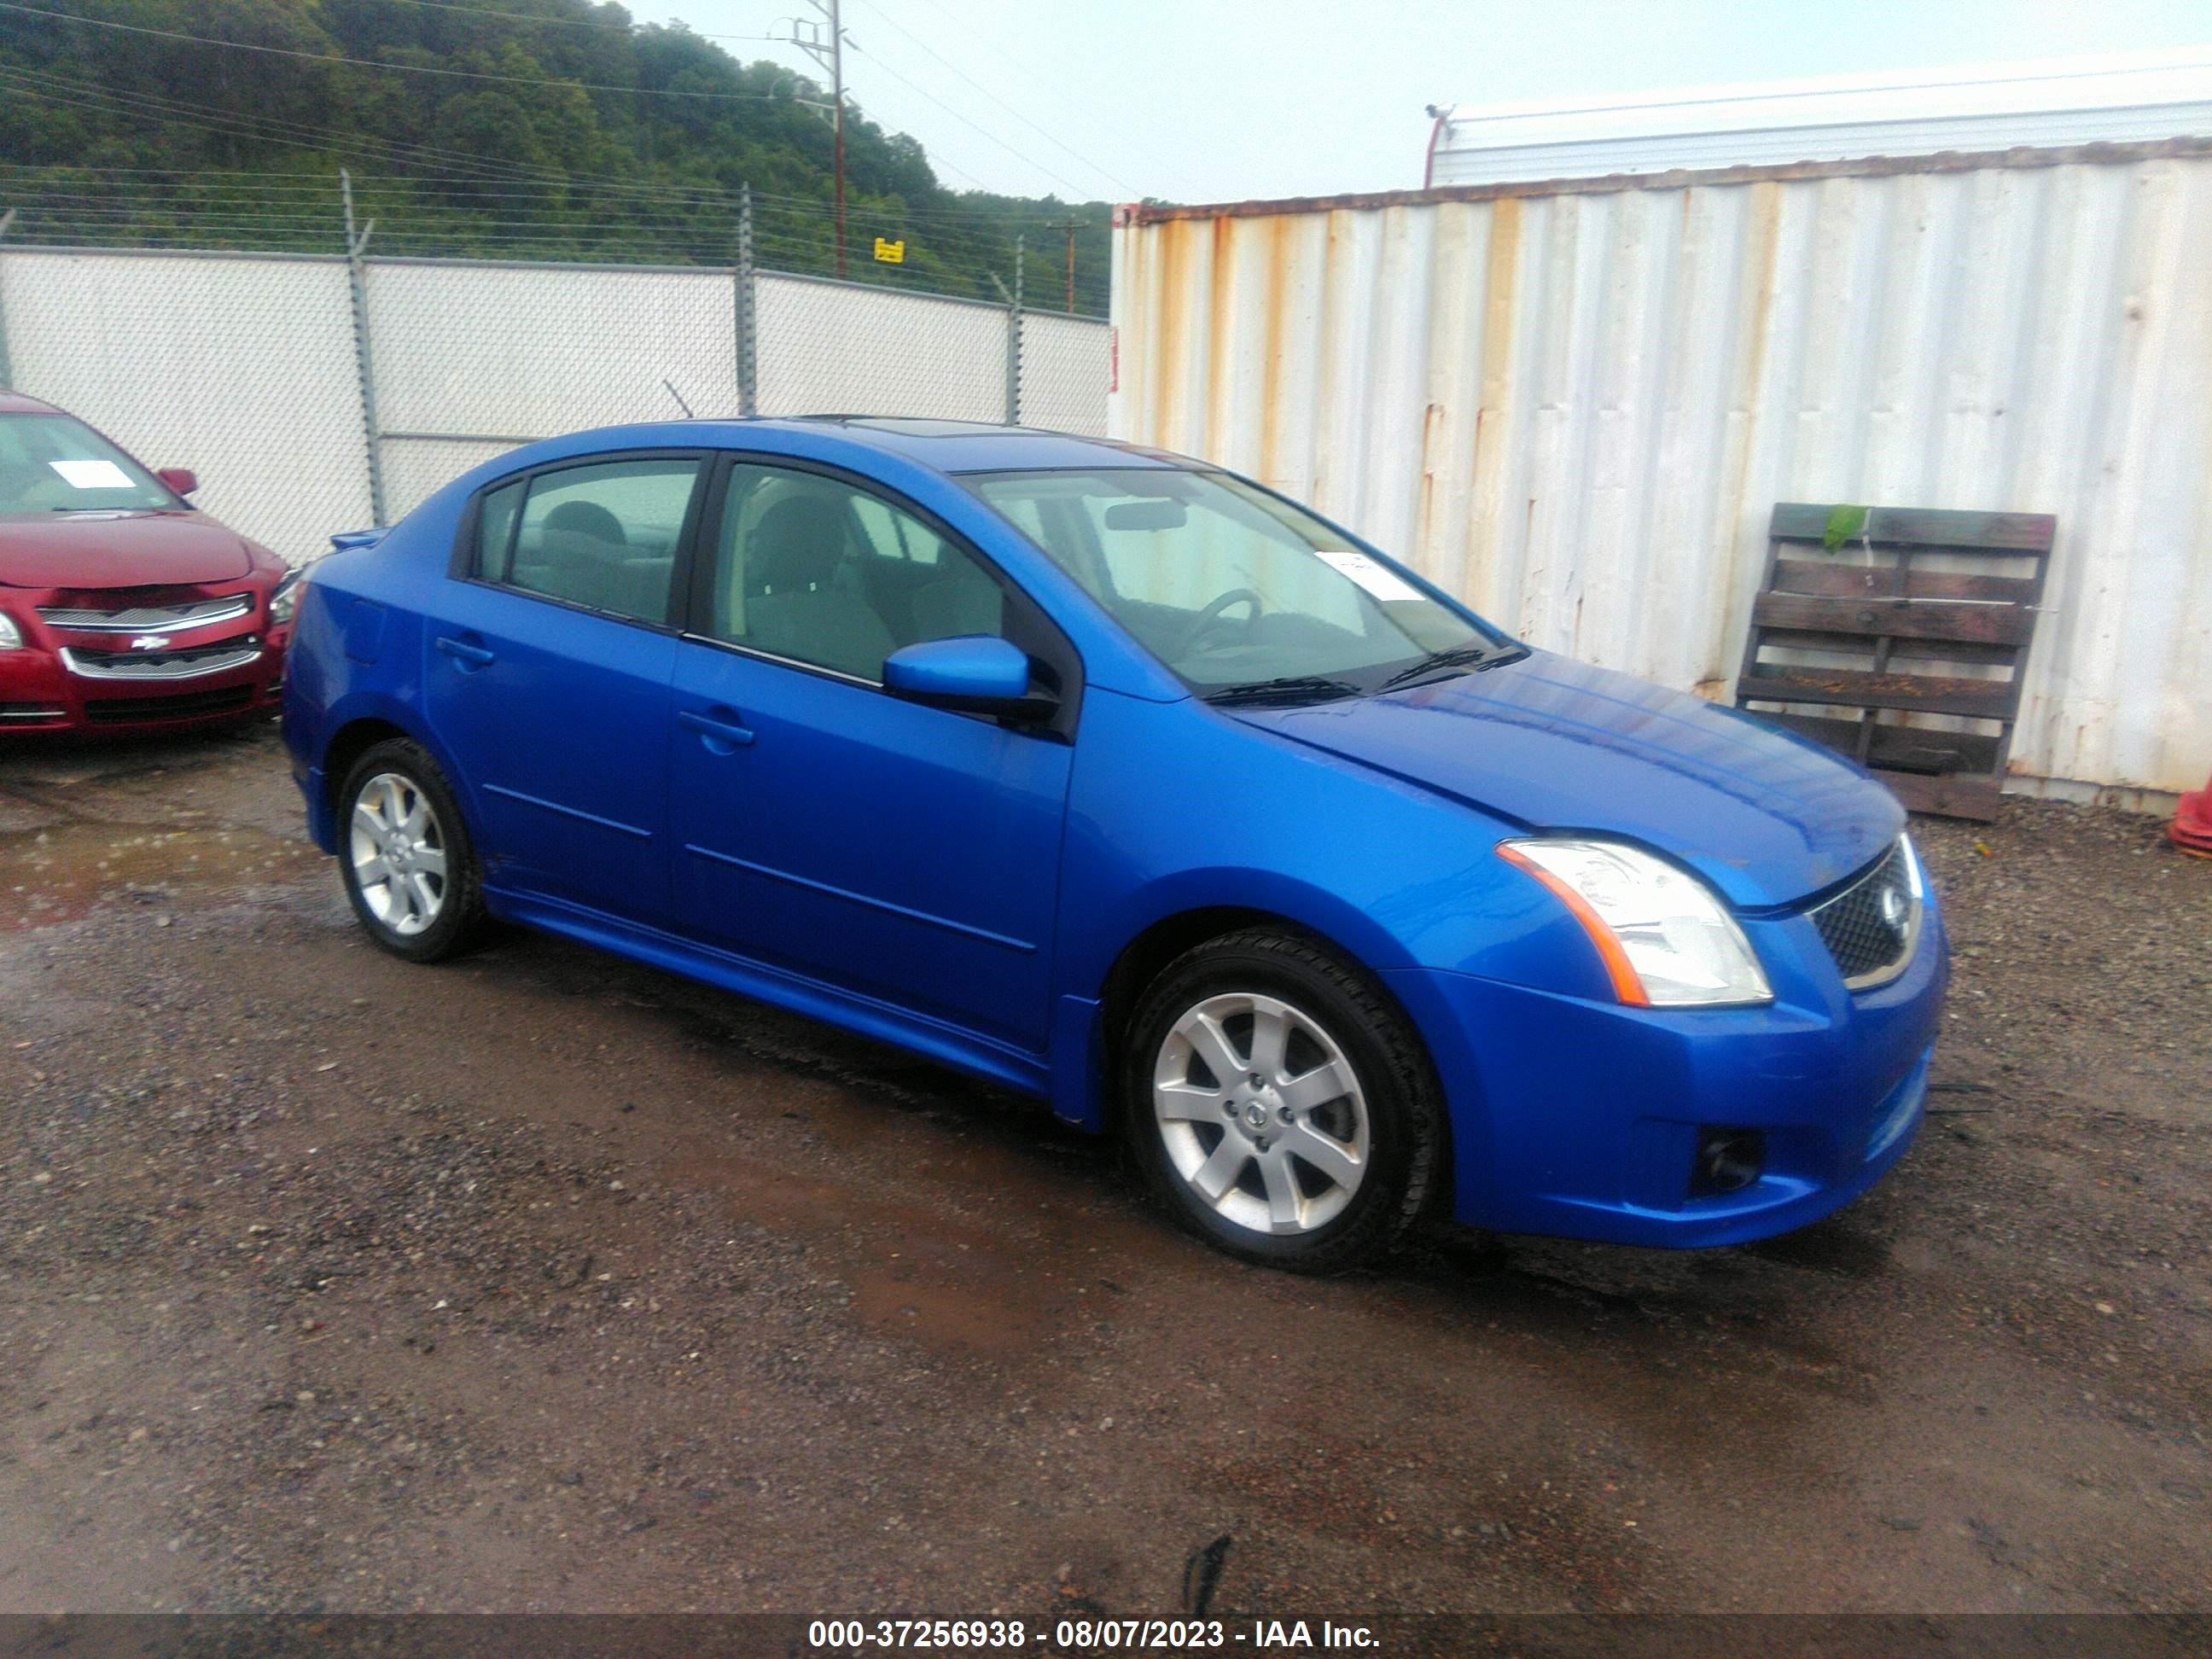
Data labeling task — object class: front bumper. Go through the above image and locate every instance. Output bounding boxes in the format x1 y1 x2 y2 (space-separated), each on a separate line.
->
1388 897 1948 1248
0 630 288 736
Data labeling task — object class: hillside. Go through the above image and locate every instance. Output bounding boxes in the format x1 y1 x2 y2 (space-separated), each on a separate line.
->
0 0 1115 311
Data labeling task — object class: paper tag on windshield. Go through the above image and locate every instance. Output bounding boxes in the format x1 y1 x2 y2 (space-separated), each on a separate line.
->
49 459 134 491
1315 550 1422 602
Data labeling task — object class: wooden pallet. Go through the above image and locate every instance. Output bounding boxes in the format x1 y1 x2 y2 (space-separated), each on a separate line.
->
1733 504 2056 822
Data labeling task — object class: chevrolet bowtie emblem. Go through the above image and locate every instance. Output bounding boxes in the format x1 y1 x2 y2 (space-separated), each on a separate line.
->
129 635 166 650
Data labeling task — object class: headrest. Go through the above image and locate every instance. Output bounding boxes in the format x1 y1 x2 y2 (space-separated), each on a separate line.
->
751 497 845 592
543 499 627 548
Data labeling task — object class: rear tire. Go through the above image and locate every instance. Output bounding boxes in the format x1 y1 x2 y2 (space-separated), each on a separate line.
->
1123 928 1442 1272
336 739 487 963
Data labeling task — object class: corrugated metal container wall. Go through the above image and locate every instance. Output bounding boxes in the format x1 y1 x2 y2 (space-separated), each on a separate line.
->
1109 148 2212 799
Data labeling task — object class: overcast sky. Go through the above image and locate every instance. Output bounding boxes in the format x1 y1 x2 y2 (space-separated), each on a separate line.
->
630 0 2212 204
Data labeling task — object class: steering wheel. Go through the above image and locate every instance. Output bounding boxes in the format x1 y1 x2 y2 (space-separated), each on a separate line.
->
1171 587 1265 658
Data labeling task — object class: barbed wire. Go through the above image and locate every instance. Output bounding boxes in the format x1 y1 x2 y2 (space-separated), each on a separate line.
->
0 185 1111 313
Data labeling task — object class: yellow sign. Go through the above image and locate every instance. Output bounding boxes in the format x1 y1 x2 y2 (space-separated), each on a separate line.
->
872 237 906 265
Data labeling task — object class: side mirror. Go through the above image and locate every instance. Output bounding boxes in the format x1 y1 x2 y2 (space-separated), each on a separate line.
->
155 468 199 497
882 636 1054 723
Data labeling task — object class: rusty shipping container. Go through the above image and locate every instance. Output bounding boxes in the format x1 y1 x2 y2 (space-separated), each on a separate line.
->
1109 130 2212 802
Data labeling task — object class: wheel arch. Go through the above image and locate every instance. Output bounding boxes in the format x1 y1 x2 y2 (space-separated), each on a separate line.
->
323 717 411 822
1089 903 1455 1220
312 701 481 858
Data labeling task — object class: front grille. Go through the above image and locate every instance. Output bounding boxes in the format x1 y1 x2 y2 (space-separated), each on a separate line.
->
82 685 256 725
61 634 262 681
1806 839 1921 990
38 593 253 633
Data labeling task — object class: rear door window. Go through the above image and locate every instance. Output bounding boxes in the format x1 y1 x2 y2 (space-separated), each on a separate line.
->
479 458 702 627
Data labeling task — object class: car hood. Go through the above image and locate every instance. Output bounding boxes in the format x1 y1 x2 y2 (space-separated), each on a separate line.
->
1234 649 1902 909
0 511 254 589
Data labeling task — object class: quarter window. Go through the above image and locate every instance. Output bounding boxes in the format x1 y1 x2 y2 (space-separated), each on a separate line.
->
479 458 701 626
702 465 1006 681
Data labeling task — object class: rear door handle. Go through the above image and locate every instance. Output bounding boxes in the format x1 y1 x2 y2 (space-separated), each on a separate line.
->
679 706 756 751
435 634 496 669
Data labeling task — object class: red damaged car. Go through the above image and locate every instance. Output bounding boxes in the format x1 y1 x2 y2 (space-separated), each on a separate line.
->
0 392 298 736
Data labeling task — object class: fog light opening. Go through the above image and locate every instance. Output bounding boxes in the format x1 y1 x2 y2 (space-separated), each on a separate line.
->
1690 1128 1767 1198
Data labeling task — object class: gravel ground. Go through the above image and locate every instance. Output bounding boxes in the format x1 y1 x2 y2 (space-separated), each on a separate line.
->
0 726 2205 1615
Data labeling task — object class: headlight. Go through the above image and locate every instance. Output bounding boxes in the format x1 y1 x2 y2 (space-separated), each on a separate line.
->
1499 838 1773 1007
0 611 21 650
269 568 305 625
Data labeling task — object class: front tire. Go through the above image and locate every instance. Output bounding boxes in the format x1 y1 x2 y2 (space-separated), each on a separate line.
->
336 739 486 963
1123 928 1442 1272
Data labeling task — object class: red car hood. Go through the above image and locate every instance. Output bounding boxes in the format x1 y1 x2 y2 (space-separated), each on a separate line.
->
0 511 255 589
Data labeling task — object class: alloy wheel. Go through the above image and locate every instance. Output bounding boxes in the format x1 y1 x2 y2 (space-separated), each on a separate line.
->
348 771 449 937
1151 991 1370 1237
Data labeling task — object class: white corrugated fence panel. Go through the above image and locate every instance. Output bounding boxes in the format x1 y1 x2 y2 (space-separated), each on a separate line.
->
1018 311 1110 436
0 249 373 564
1111 152 2212 796
367 262 740 434
380 437 527 523
756 275 1004 421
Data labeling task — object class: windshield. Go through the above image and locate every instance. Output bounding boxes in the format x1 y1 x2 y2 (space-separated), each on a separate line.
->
966 468 1516 700
0 413 178 518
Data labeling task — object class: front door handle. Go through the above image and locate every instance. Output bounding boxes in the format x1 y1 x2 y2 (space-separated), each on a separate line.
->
436 634 496 670
679 706 756 752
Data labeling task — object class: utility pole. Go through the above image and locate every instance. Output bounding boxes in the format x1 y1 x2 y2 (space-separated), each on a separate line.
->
781 1 850 279
1046 218 1082 313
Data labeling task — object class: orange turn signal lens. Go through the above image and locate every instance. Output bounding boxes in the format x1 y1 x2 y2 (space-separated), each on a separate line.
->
1498 841 1652 1007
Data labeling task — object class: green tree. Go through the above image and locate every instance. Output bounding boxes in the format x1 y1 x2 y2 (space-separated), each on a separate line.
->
0 0 1120 309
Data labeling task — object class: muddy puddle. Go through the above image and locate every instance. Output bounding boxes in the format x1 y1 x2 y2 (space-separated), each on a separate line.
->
0 818 323 930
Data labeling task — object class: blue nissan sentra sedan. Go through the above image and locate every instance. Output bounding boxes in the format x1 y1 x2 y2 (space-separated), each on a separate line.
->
283 418 1945 1272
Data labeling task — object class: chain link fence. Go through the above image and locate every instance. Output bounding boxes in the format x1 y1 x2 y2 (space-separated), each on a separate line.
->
0 216 1108 565
0 247 375 564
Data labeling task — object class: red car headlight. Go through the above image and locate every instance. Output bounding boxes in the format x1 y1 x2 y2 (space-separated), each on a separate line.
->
269 568 306 626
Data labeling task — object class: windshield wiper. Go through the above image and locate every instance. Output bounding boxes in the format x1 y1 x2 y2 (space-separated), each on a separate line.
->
1202 674 1364 707
1375 641 1527 692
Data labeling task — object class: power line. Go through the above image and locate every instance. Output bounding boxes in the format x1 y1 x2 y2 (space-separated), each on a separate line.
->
363 0 787 40
0 39 1109 280
0 64 749 195
898 0 1190 193
0 159 1077 230
844 0 1137 198
0 45 1096 239
0 197 1107 299
772 0 848 277
844 36 1097 202
0 2 792 101
382 0 1132 205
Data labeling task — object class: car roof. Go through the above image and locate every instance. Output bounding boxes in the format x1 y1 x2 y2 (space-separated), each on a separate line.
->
579 416 1193 477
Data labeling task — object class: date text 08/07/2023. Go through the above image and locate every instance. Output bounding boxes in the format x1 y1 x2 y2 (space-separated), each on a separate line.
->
806 1618 1381 1650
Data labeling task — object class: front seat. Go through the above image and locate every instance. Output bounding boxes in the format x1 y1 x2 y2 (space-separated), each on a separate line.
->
742 497 895 678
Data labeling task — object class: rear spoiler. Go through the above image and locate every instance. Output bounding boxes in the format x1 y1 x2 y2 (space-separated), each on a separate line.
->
329 528 389 554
